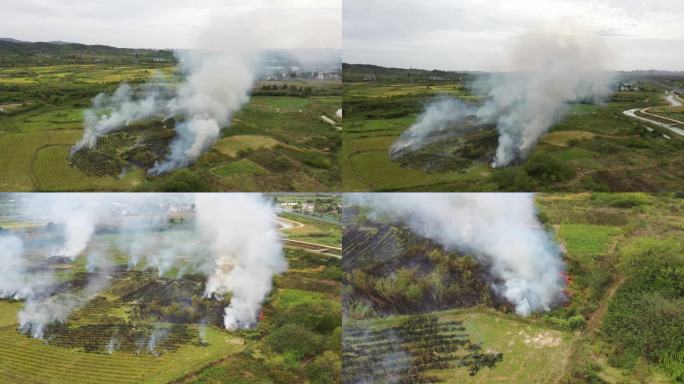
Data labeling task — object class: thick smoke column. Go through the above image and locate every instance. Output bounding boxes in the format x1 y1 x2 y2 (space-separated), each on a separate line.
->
71 0 340 174
148 51 255 174
77 83 167 150
0 233 38 299
348 193 566 316
72 48 256 174
1 193 287 339
391 27 612 166
195 194 287 329
390 97 477 155
17 193 105 260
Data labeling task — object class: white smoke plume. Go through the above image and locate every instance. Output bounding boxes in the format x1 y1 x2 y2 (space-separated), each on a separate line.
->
19 248 116 338
148 50 255 174
348 193 566 316
389 97 477 156
18 296 80 339
72 47 255 175
77 82 168 150
1 193 287 337
0 233 39 300
391 26 612 167
195 194 287 330
147 327 169 356
18 194 105 260
72 0 340 174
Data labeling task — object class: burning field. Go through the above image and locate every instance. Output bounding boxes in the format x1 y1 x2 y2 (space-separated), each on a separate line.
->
0 0 342 193
0 193 342 384
342 193 684 383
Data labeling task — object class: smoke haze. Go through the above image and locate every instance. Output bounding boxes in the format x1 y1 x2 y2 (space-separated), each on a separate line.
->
0 193 286 339
196 194 287 329
391 26 613 166
347 193 566 316
72 0 340 174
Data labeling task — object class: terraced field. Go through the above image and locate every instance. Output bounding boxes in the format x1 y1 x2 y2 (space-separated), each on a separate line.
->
343 193 683 383
0 204 342 384
0 62 341 191
0 65 176 86
0 130 100 191
0 301 244 384
342 74 684 191
344 309 572 384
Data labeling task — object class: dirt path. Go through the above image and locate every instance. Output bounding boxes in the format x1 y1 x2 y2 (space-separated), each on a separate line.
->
555 157 670 189
556 234 627 383
585 275 626 334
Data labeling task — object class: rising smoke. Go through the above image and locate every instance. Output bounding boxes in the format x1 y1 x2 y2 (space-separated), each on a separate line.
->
196 194 287 329
0 193 286 340
71 0 340 174
391 26 613 167
72 48 256 174
0 233 41 300
348 193 566 316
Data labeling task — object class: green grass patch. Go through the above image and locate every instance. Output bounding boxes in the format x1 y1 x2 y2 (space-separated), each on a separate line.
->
211 159 268 177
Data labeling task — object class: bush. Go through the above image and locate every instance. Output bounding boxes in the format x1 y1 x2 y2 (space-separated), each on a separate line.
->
140 169 213 192
305 351 341 384
567 315 586 330
280 301 341 334
490 167 533 191
591 193 653 208
266 354 303 384
523 153 574 185
601 237 684 381
266 324 323 360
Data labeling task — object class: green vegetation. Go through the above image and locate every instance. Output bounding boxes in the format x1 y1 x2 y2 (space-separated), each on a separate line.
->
536 193 684 383
344 222 499 318
343 193 684 383
344 308 573 384
0 205 342 384
601 237 684 382
0 41 341 191
183 247 342 384
342 64 684 191
344 314 504 383
0 308 243 384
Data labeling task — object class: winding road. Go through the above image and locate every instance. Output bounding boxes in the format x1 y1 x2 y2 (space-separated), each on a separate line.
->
276 216 342 259
623 91 684 137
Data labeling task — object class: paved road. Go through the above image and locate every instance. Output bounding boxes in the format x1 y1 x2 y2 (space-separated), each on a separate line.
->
276 216 342 259
665 92 682 107
622 92 684 137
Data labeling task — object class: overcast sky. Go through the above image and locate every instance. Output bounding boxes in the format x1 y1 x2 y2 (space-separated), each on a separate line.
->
0 0 341 50
344 0 684 71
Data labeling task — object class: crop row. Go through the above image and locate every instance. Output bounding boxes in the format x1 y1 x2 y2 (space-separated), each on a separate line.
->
70 148 128 177
343 315 503 383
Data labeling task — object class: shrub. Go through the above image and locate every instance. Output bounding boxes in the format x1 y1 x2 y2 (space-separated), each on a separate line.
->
305 351 341 384
567 315 586 330
591 193 653 208
523 153 574 185
280 301 341 334
140 170 213 192
266 324 323 360
490 167 533 191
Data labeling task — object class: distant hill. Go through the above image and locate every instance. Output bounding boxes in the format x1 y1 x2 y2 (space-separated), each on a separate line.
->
0 38 30 44
0 39 175 66
342 63 471 83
